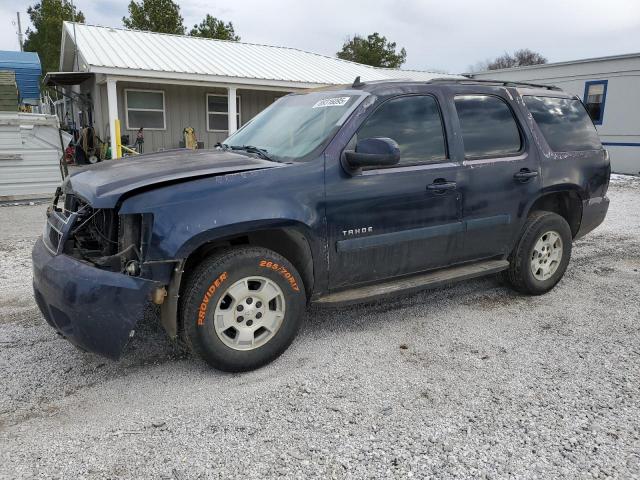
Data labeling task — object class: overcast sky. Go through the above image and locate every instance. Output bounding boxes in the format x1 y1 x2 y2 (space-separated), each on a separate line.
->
1 0 639 73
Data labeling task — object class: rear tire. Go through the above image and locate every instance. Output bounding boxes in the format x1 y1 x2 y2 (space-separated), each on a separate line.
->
180 246 306 372
503 211 572 295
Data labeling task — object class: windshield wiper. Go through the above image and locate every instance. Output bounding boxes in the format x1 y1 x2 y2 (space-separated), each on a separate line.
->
224 144 276 162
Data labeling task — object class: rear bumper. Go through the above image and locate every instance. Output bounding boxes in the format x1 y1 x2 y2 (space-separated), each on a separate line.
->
32 237 161 360
576 196 610 239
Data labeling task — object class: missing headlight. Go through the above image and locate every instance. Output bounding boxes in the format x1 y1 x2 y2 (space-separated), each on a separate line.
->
118 213 153 275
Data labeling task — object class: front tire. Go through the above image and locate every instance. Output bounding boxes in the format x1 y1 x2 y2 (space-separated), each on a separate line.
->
503 211 572 295
180 247 306 372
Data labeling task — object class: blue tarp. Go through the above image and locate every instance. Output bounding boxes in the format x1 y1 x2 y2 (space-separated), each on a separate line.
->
0 51 41 102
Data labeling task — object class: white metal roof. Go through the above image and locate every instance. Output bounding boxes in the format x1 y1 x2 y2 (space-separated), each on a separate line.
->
62 22 462 88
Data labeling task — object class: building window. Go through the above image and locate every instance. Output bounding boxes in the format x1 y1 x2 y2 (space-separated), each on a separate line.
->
583 80 608 125
125 89 166 130
207 94 241 132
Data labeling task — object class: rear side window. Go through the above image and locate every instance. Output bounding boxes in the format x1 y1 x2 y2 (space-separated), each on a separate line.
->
357 95 447 166
454 95 522 158
523 96 602 152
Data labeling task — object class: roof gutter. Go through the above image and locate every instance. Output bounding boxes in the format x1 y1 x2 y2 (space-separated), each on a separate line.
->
90 66 327 91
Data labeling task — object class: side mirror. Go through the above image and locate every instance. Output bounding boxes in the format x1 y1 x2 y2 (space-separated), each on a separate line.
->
344 137 400 170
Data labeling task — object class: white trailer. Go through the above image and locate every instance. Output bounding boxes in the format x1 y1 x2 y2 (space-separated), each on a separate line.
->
0 113 71 201
471 53 640 175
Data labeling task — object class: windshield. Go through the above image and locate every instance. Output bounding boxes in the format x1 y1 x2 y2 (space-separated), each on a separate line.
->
224 91 365 161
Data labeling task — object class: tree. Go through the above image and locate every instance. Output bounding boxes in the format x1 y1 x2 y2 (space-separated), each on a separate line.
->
122 0 185 34
486 49 547 70
23 0 85 75
337 33 407 68
189 14 239 41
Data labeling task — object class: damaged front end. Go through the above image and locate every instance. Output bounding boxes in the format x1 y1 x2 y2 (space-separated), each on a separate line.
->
32 188 164 360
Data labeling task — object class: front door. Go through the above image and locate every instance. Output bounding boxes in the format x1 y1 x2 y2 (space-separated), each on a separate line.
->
325 93 463 289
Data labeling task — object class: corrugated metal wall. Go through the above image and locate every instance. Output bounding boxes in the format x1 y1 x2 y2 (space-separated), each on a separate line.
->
96 82 284 152
0 113 67 200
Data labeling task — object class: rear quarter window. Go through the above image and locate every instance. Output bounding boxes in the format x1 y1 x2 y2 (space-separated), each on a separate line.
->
523 96 602 152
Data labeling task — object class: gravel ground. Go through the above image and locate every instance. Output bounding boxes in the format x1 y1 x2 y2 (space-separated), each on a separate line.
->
1 175 639 479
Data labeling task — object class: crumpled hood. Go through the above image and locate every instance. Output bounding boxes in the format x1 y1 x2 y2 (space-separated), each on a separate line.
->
65 149 281 208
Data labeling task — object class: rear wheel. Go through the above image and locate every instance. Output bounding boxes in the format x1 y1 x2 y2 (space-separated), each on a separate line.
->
181 247 306 372
503 211 572 295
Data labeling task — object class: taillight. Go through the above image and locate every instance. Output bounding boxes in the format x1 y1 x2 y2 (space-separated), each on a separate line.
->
602 149 611 196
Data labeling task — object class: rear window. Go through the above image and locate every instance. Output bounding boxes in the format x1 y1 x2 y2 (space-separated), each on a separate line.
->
523 96 602 152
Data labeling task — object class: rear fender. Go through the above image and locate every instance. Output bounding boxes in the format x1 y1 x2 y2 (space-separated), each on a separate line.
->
523 184 586 219
508 185 586 250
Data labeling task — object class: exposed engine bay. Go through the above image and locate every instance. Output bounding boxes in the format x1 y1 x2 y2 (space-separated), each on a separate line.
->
49 189 145 275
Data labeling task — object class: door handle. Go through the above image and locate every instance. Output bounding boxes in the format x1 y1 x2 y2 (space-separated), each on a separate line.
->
514 169 539 181
427 180 457 192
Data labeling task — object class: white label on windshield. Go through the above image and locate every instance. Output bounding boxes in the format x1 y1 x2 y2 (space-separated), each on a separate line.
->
312 97 350 108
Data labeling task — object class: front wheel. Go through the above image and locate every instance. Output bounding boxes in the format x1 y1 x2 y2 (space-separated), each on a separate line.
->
503 211 572 295
180 247 306 372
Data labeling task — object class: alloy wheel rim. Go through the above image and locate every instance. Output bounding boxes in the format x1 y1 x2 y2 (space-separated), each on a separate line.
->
212 276 286 351
530 230 563 281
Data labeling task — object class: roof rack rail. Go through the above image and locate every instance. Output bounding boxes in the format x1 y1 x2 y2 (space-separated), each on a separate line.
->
426 77 562 91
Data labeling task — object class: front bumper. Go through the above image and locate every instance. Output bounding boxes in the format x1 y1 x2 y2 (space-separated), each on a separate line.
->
575 196 610 239
32 237 161 360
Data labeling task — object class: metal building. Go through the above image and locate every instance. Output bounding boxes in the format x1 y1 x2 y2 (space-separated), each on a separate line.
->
0 51 42 105
470 53 640 175
51 22 461 158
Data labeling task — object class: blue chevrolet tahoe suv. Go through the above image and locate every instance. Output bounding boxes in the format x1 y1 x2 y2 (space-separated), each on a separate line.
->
32 79 610 371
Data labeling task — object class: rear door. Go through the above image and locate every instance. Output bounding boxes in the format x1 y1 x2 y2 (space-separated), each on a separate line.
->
450 89 542 261
325 92 463 288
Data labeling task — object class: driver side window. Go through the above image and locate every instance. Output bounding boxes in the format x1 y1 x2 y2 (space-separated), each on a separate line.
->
356 95 447 167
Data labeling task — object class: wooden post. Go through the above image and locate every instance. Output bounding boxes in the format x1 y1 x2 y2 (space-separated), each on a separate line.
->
227 86 237 135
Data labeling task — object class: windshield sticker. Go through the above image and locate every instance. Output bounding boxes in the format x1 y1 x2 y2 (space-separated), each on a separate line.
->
312 97 350 108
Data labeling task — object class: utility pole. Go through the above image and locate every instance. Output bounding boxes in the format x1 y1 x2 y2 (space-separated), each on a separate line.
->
70 0 78 70
16 12 24 51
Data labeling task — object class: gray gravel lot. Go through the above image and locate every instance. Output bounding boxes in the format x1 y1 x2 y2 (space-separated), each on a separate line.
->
1 175 639 479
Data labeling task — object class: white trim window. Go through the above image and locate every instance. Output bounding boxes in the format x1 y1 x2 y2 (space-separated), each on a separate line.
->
207 93 241 132
125 89 166 130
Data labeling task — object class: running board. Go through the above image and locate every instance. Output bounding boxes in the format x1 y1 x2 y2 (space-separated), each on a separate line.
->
314 259 509 306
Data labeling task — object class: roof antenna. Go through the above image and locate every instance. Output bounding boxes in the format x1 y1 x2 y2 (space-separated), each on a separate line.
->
352 76 365 88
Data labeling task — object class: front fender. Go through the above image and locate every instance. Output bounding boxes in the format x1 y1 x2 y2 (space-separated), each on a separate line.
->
172 218 318 259
118 161 326 273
